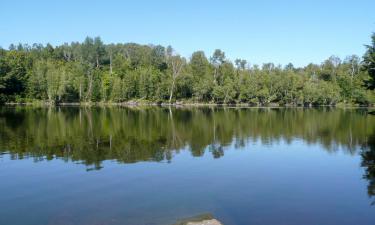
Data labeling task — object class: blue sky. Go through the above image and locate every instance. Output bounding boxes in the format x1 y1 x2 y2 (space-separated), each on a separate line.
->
0 0 374 66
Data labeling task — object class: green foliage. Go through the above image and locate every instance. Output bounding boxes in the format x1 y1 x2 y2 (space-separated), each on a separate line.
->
363 33 375 90
0 36 374 105
0 51 31 102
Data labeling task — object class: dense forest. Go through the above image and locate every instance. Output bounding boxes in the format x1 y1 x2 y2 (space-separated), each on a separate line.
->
1 34 375 105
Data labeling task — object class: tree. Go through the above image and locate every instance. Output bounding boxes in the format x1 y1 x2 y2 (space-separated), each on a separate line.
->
345 55 360 79
239 73 258 104
235 59 247 71
110 76 123 102
45 60 63 103
150 45 167 71
167 48 185 103
285 63 294 71
210 49 225 83
363 33 375 90
0 51 30 102
190 51 209 78
212 76 236 103
27 59 48 100
93 37 106 68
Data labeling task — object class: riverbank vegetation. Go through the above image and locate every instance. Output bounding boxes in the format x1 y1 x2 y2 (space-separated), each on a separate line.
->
1 34 375 106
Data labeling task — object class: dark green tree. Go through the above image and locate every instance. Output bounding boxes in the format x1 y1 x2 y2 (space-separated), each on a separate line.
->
363 33 375 90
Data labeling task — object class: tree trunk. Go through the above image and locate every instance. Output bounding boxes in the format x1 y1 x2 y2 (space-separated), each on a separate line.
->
169 79 175 103
79 83 82 101
109 135 112 149
109 54 113 74
86 72 93 101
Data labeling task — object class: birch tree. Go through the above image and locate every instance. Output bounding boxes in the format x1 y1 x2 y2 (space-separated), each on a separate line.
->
167 48 185 103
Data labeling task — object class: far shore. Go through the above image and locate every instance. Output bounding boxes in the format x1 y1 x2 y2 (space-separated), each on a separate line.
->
3 101 374 109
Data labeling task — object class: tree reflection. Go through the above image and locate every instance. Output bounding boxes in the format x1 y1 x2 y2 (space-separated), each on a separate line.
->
0 107 374 170
362 132 375 205
2 106 375 203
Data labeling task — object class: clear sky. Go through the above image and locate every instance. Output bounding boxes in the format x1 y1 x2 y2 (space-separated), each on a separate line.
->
0 0 374 67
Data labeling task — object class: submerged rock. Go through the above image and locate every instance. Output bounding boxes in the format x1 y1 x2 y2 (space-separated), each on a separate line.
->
185 219 222 225
173 214 223 225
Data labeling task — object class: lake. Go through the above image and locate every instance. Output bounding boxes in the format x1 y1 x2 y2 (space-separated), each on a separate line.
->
0 106 374 225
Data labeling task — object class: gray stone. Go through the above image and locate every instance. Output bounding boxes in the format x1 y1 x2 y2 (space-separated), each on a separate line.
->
186 219 223 225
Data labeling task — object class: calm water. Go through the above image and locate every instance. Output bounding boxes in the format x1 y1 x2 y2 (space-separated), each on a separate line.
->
0 107 374 225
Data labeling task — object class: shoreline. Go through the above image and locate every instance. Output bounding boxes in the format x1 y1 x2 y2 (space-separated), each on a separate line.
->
3 101 374 108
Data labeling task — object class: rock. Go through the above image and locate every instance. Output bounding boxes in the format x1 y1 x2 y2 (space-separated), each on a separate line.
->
186 219 223 225
173 214 223 225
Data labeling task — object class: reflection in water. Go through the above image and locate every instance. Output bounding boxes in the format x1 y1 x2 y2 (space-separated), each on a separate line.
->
1 106 375 201
362 132 375 204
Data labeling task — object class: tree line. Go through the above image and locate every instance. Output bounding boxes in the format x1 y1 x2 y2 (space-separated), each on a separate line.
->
0 34 374 105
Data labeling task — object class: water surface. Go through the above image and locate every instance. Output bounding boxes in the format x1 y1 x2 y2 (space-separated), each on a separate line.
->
0 107 374 225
